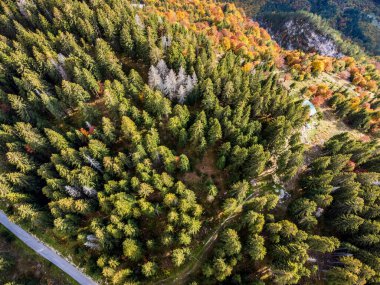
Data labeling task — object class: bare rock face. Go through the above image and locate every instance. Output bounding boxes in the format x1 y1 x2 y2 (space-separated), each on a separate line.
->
259 13 344 58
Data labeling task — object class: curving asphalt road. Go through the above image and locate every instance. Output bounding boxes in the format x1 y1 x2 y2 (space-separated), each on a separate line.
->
0 211 97 285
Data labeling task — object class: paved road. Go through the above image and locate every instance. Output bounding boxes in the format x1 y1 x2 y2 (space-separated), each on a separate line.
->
0 211 98 285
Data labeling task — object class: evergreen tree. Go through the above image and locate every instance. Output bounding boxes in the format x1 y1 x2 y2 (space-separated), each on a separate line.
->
45 128 69 151
208 118 222 145
60 80 91 108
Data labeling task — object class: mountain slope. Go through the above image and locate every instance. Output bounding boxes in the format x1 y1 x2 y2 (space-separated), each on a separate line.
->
231 0 380 55
0 0 379 285
258 11 364 58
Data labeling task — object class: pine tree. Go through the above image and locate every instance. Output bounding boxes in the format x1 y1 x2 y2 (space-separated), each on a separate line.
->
60 80 91 108
157 59 169 77
164 69 177 99
222 81 234 104
138 183 154 198
112 269 132 285
44 128 69 151
185 75 194 94
201 78 218 110
208 118 222 145
220 228 241 256
192 72 198 86
172 248 186 267
8 94 31 122
121 116 141 143
213 257 233 281
333 214 365 233
142 261 157 277
178 154 190 172
102 117 116 144
177 85 186 104
326 256 375 285
243 211 265 233
131 24 149 61
6 152 35 173
123 238 142 261
15 122 49 153
148 65 162 89
189 119 205 147
88 139 110 160
73 67 99 96
95 38 125 82
177 66 186 86
39 92 65 119
307 235 340 253
247 234 266 261
119 24 133 58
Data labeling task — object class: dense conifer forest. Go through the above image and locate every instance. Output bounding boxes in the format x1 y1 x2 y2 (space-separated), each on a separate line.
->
0 0 379 284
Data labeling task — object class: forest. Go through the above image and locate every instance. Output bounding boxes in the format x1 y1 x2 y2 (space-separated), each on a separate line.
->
0 0 379 284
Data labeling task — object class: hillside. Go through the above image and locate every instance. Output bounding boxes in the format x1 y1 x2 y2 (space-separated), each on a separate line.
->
0 0 379 285
257 11 364 58
0 225 76 284
231 0 380 56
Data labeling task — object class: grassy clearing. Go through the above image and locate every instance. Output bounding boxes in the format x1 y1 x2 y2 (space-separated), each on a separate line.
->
283 71 367 145
302 107 365 146
284 72 359 98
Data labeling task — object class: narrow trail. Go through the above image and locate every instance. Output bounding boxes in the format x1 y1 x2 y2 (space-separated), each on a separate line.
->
150 191 260 285
0 211 98 285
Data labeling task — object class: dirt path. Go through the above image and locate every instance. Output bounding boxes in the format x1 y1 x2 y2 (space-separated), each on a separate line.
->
150 191 259 285
151 71 368 284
